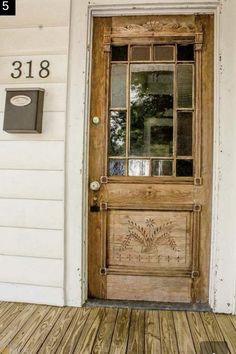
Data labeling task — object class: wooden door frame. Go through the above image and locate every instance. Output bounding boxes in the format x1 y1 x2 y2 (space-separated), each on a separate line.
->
65 0 234 312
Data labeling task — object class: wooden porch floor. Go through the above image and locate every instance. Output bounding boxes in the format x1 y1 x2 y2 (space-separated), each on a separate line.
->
0 302 235 353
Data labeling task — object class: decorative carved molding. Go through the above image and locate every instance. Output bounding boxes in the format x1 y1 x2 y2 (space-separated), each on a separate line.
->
113 21 201 34
120 217 179 254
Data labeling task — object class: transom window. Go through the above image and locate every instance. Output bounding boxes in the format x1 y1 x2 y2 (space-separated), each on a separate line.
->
108 44 195 177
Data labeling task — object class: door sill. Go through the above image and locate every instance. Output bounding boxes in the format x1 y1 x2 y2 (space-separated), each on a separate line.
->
85 298 212 312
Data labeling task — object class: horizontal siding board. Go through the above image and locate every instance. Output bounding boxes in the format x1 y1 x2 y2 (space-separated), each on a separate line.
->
0 55 67 84
0 228 63 259
0 170 64 200
0 112 65 141
0 0 70 29
0 141 64 170
0 27 69 56
0 283 64 306
0 255 63 287
0 83 67 112
0 199 64 229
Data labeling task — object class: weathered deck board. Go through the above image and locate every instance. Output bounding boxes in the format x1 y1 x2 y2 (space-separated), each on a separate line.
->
145 310 161 353
0 302 235 354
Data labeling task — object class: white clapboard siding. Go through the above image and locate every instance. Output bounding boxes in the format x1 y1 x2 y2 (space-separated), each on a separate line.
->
0 283 64 306
0 141 64 170
0 84 67 112
0 27 69 56
0 255 63 287
0 228 63 259
0 0 70 29
0 112 65 141
0 55 67 84
0 199 64 230
0 170 63 200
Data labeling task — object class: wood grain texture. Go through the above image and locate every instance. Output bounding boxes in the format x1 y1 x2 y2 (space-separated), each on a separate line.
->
173 311 195 354
0 304 37 350
6 305 50 353
21 306 63 353
187 311 212 354
215 314 236 354
73 308 104 354
0 304 233 354
127 310 145 354
38 307 77 354
92 308 118 353
88 15 213 303
159 311 179 354
55 307 91 354
107 275 191 302
109 308 131 354
145 310 161 354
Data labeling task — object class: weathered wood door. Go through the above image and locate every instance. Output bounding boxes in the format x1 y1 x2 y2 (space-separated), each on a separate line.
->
88 15 213 303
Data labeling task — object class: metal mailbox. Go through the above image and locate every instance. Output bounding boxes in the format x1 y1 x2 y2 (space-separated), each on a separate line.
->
3 88 45 133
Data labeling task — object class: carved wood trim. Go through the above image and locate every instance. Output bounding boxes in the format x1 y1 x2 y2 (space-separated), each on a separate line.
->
112 20 202 35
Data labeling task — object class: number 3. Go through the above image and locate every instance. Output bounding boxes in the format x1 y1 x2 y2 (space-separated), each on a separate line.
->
2 1 9 11
11 61 22 79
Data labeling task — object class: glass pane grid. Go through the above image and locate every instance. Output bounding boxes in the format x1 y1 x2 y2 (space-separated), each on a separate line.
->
108 43 195 178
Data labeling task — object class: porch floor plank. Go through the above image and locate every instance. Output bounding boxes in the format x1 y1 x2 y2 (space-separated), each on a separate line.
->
186 311 213 353
173 311 196 354
109 308 131 354
215 314 236 354
92 308 118 354
0 302 235 354
144 310 161 353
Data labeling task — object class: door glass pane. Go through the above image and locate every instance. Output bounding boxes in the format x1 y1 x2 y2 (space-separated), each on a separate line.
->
131 46 150 61
130 64 174 157
154 46 174 61
128 159 150 176
109 159 126 176
109 111 126 156
176 160 193 176
152 160 173 176
112 45 128 61
177 65 193 108
177 112 192 156
177 44 194 61
111 65 127 108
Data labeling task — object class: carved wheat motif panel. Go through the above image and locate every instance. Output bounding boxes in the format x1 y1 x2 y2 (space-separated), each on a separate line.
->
107 210 192 269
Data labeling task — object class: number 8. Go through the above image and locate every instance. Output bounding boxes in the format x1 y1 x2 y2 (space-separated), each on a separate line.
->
39 60 50 78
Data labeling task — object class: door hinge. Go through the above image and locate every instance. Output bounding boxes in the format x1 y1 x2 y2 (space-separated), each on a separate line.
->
191 270 200 279
100 267 108 275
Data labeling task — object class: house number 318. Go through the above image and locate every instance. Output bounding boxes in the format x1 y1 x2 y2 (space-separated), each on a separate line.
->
11 60 50 79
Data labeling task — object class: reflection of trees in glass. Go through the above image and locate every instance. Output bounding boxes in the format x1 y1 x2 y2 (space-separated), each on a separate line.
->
109 111 126 156
130 71 173 156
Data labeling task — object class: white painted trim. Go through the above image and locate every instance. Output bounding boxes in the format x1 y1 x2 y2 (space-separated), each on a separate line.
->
66 0 236 314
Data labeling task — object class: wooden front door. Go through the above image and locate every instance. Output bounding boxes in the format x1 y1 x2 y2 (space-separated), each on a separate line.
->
88 15 213 304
